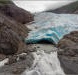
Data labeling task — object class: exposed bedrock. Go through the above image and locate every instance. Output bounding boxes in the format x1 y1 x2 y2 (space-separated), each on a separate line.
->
0 0 34 55
57 31 78 74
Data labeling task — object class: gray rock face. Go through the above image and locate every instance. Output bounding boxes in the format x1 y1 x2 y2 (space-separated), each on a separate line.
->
0 0 34 55
57 31 78 74
0 11 29 55
0 27 19 55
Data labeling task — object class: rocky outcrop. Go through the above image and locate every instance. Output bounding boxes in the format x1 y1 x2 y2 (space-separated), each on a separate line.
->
0 12 29 55
0 0 34 24
0 0 34 55
57 31 78 74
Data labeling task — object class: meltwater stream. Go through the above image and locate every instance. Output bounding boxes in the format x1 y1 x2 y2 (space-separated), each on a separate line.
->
22 47 65 75
22 12 67 75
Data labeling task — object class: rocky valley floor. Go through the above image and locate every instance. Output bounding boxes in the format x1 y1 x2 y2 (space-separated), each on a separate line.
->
0 1 78 75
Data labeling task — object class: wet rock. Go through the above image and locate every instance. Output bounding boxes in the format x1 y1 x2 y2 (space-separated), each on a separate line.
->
57 31 78 74
58 56 78 74
5 55 17 65
57 39 76 49
0 54 6 61
0 53 34 74
37 46 40 48
18 53 27 60
12 66 25 74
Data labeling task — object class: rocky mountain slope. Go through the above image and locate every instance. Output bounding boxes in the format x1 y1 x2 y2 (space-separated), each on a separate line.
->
0 0 34 24
47 1 78 14
0 0 34 74
0 0 34 55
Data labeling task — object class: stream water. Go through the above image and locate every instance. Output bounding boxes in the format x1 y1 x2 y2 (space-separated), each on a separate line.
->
22 48 65 75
